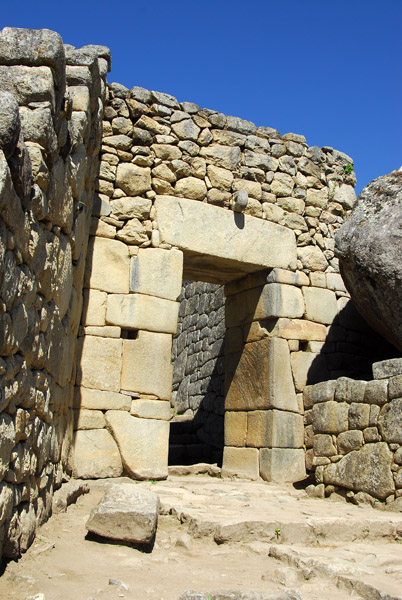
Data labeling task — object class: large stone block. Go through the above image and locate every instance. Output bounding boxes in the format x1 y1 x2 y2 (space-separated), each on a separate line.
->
76 336 123 393
378 398 402 443
224 411 247 447
302 287 338 325
74 409 105 430
85 237 130 294
323 442 395 500
269 318 327 341
225 337 298 412
154 196 297 281
312 401 349 434
106 410 169 479
130 248 183 301
290 351 328 392
115 163 151 196
259 448 306 483
82 289 107 326
120 331 173 400
221 447 259 480
0 65 55 108
86 484 159 543
71 429 123 479
246 410 304 448
226 283 305 328
130 399 172 420
75 387 131 411
106 293 179 334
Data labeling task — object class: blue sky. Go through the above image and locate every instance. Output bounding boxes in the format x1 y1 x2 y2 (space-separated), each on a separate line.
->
2 0 401 194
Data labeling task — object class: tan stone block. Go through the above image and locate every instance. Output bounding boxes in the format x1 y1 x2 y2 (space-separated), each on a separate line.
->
279 318 327 341
74 409 106 430
303 287 338 325
297 246 328 272
221 447 259 480
290 351 319 392
175 176 207 200
106 410 169 479
130 248 183 301
154 196 297 275
115 163 151 196
266 268 309 287
86 237 130 294
312 401 349 434
246 410 304 448
130 399 172 420
106 294 179 334
76 336 123 393
121 331 173 400
225 337 298 412
224 412 247 447
75 387 131 411
71 429 123 479
84 326 121 338
260 448 306 483
206 165 233 191
82 289 107 326
226 283 304 328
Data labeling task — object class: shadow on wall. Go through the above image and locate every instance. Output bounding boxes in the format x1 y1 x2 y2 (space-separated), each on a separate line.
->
306 300 399 386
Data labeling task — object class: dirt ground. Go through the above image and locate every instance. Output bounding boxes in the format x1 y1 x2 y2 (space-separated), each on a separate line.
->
1 473 402 600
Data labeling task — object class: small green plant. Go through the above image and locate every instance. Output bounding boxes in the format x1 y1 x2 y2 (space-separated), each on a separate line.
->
150 479 156 485
344 163 354 175
274 528 281 540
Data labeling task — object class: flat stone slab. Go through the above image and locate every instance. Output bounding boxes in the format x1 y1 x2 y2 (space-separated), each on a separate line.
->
85 484 159 543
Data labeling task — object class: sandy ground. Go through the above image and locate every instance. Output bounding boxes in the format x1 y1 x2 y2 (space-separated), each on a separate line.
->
1 473 402 600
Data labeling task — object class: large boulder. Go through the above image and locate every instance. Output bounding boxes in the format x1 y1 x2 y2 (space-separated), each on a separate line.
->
335 169 402 352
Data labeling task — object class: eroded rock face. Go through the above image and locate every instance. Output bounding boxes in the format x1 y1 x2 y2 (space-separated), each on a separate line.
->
335 169 402 352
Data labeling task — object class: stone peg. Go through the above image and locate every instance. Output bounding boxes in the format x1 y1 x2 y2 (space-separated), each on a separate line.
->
0 91 20 158
335 169 402 352
85 484 160 544
231 189 248 211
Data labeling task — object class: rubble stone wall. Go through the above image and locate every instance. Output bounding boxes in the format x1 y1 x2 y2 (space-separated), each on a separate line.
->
305 358 402 508
0 27 109 560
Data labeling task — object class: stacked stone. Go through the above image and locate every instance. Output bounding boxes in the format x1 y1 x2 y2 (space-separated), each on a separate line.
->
95 81 357 271
0 27 108 560
170 281 225 459
304 358 402 507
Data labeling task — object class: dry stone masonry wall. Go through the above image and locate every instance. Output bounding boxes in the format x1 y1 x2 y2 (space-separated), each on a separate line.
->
305 358 402 509
0 27 109 559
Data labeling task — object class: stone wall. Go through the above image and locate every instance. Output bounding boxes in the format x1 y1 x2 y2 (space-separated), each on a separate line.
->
0 27 108 559
305 358 402 508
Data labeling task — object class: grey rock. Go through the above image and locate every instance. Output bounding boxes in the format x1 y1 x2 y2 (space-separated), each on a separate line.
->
0 27 65 92
323 442 395 500
378 398 402 443
226 116 256 135
373 358 402 380
0 92 20 158
86 484 159 543
131 86 152 103
335 169 402 352
109 82 130 98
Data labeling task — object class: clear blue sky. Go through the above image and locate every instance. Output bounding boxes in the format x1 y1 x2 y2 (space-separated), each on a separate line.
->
2 0 401 194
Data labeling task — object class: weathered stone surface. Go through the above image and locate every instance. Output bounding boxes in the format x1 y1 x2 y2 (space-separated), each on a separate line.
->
246 410 304 448
75 387 131 411
290 351 327 392
335 169 402 352
297 246 328 271
130 400 172 420
0 91 20 159
221 447 259 480
106 293 179 334
74 408 105 430
76 336 123 393
302 287 338 325
313 434 337 456
121 331 173 400
224 411 247 447
116 218 148 244
378 398 402 443
373 358 402 380
260 448 305 483
82 289 107 326
225 337 298 412
226 284 304 327
265 318 327 341
106 411 169 479
206 165 233 191
86 484 159 542
110 196 151 220
0 65 55 107
130 248 183 300
199 145 241 170
155 196 297 280
312 401 349 434
323 442 395 500
337 430 364 454
115 163 151 196
86 237 130 294
52 480 89 514
71 429 123 479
